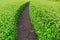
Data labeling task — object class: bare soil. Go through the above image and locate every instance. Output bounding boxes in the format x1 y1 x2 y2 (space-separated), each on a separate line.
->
17 5 37 40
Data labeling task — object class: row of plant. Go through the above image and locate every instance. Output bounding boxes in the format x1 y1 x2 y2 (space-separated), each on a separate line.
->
30 0 60 40
0 0 29 40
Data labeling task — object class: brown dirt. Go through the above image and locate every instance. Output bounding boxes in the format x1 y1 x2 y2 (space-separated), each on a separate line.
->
17 5 37 40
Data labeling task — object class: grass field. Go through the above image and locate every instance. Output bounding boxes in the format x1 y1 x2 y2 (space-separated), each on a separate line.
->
0 0 60 40
0 0 29 40
48 0 60 2
30 0 60 40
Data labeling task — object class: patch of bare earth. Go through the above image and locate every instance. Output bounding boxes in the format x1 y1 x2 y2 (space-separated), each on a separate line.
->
17 5 37 40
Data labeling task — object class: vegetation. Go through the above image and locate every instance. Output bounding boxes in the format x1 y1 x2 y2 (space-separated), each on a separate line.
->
0 0 60 40
48 0 60 2
0 0 29 40
30 0 60 40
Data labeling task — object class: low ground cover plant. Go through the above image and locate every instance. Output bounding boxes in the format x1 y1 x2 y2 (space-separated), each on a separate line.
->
0 0 29 40
0 0 60 40
30 0 60 40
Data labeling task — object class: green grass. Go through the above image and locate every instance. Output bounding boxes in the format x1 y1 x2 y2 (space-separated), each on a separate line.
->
0 0 60 40
30 0 60 40
0 0 29 40
48 0 60 2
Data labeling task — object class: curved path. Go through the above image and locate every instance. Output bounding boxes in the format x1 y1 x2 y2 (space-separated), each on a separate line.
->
18 5 37 40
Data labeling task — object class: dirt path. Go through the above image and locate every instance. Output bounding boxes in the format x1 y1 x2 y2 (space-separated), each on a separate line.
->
18 5 37 40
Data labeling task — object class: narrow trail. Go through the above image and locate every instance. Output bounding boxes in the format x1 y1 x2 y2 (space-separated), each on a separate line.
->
18 5 37 40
